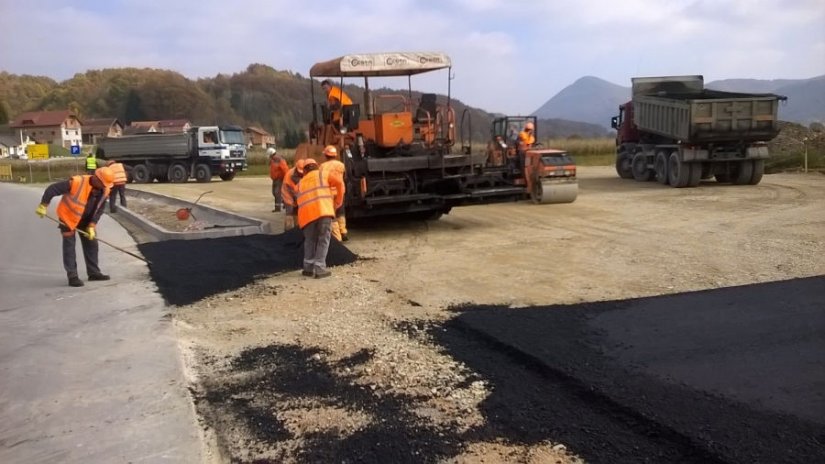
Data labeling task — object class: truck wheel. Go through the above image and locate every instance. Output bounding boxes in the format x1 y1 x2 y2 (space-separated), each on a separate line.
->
194 164 211 183
219 172 236 181
615 151 633 179
749 160 765 185
132 164 151 183
631 153 652 181
168 164 188 183
654 151 669 185
732 161 754 185
687 163 702 187
667 152 691 188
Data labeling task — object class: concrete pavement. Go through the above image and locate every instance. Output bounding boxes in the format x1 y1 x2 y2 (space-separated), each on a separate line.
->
0 182 205 463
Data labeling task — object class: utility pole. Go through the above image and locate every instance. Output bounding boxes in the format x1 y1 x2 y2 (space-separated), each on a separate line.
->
803 137 808 173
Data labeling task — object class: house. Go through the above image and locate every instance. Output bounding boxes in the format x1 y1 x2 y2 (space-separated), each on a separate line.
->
0 134 31 158
127 121 159 133
10 110 83 148
82 118 123 144
156 119 191 133
245 126 275 148
128 119 190 134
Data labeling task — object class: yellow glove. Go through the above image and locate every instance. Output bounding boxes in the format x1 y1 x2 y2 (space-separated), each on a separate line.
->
35 204 47 218
86 225 96 241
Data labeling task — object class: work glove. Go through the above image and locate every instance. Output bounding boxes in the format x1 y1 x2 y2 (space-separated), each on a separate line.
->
86 225 96 241
35 204 47 218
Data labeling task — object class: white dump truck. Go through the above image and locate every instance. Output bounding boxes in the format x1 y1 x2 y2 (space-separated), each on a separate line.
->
97 125 247 183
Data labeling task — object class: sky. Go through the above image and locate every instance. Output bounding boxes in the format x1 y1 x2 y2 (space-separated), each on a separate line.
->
1 0 824 115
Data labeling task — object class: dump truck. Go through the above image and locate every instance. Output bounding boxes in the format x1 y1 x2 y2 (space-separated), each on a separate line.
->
612 75 786 187
96 125 247 183
295 51 575 220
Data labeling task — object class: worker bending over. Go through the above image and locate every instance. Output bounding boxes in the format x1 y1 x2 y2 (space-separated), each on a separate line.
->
106 159 128 212
281 159 306 231
295 159 344 279
322 145 348 241
35 167 116 287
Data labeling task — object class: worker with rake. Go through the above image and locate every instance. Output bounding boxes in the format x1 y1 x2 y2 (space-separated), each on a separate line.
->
35 167 116 287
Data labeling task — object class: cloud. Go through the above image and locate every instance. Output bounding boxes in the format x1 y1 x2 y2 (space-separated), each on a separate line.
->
1 0 823 115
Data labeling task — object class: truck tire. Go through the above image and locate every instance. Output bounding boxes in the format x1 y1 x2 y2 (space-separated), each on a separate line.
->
168 163 188 183
654 150 669 185
219 172 236 181
194 164 211 183
687 162 701 187
132 164 151 184
615 151 633 179
631 153 652 182
749 160 765 185
732 161 754 185
667 152 692 188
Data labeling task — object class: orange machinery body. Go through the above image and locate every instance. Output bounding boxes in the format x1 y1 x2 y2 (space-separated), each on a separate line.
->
523 148 577 194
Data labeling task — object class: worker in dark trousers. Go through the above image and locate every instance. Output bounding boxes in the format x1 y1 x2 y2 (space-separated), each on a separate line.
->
35 167 115 287
268 147 288 212
295 159 344 278
106 160 128 212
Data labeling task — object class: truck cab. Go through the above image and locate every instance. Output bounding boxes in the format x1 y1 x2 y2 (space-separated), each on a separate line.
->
193 126 247 180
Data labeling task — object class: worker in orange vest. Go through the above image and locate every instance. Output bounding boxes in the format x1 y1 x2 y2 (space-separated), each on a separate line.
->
295 158 344 278
321 79 353 127
281 159 307 231
322 145 348 241
35 167 116 287
268 147 288 212
518 121 536 148
106 160 128 212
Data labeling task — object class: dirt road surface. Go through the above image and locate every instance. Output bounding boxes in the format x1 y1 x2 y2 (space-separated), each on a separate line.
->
130 167 825 463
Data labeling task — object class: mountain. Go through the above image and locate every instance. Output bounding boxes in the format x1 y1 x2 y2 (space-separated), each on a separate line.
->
532 76 629 128
533 75 825 129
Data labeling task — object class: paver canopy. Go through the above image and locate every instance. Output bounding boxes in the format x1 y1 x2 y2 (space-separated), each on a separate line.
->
309 52 451 78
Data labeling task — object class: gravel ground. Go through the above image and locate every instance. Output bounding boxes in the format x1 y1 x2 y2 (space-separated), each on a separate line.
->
128 167 825 463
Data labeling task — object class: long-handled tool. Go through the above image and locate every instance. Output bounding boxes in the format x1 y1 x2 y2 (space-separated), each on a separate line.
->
45 215 153 265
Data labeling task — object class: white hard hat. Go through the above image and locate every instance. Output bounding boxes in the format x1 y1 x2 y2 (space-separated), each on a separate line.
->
266 147 277 156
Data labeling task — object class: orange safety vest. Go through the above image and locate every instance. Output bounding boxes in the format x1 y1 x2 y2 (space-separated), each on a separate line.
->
56 176 96 231
326 85 353 107
109 162 127 185
518 130 535 146
322 159 345 196
296 167 336 229
281 167 301 208
269 156 288 181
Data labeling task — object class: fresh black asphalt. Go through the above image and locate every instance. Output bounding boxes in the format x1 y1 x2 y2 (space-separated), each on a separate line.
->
137 229 358 305
448 275 825 463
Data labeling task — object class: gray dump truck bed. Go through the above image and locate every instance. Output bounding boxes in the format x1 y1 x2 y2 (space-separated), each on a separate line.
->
632 76 784 144
98 133 192 159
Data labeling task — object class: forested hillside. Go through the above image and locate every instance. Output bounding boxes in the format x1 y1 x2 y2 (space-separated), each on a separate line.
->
0 65 608 146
